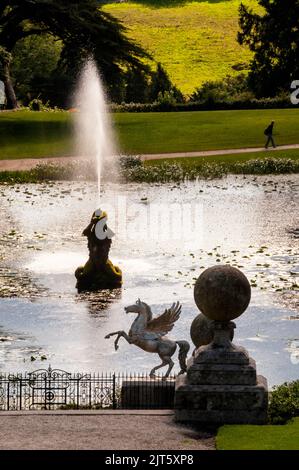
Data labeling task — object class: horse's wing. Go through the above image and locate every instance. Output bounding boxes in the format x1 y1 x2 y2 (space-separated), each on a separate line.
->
146 302 181 335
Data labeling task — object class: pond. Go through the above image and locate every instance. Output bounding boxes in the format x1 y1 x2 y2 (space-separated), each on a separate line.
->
0 174 298 387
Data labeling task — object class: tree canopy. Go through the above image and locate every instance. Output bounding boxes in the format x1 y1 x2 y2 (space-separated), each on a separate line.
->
238 0 299 97
0 0 149 108
11 34 62 105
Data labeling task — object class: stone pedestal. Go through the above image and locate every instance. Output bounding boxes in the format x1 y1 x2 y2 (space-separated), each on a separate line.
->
175 334 268 424
175 266 268 425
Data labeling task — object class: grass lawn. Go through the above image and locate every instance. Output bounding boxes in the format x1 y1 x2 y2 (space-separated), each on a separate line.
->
104 1 260 95
1 109 299 159
0 110 73 159
115 109 299 154
217 418 299 450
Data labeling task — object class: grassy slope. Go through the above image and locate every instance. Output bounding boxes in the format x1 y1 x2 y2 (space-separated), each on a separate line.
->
1 109 299 159
103 1 260 95
217 418 299 450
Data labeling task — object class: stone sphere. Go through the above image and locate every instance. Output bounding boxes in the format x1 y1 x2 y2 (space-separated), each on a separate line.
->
190 314 214 348
194 265 251 322
190 313 234 348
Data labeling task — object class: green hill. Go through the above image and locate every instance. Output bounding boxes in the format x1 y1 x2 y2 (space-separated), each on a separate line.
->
103 0 260 96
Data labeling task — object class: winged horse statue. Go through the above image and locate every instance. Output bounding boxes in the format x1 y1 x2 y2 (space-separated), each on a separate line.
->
105 299 190 379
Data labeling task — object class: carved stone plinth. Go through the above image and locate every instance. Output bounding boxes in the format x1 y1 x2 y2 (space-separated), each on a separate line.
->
175 374 268 424
175 339 268 424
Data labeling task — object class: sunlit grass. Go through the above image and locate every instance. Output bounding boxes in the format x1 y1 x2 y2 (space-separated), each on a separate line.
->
114 109 299 154
217 418 299 450
104 1 261 95
1 109 299 159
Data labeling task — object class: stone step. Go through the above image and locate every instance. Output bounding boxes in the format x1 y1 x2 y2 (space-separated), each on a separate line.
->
193 344 250 365
187 357 257 386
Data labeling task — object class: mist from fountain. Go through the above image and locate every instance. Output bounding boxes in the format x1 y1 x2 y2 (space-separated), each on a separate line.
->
74 59 117 199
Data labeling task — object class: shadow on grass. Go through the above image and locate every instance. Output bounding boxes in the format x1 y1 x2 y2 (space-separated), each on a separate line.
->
0 117 72 139
102 0 230 8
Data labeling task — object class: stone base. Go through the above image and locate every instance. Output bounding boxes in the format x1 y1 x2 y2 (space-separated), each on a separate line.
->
187 357 257 386
121 379 175 409
174 374 268 424
194 343 250 365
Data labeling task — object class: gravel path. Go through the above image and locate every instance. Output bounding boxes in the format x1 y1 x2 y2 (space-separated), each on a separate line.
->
0 412 215 450
0 144 298 171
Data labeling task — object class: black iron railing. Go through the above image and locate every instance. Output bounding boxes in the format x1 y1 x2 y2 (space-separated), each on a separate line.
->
0 366 176 411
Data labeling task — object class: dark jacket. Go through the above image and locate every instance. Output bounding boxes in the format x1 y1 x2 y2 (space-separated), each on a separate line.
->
264 123 274 136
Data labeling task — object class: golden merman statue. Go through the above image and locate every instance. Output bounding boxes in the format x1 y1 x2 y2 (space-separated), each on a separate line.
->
75 208 122 292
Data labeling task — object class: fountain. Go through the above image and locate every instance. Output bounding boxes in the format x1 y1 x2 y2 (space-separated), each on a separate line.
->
74 59 122 291
74 58 117 197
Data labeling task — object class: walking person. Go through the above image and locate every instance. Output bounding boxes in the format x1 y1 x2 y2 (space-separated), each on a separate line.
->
264 120 276 148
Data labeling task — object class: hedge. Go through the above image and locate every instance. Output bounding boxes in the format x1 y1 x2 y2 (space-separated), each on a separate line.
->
110 97 297 113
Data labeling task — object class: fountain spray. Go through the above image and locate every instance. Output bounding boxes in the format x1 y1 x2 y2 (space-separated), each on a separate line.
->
74 59 116 200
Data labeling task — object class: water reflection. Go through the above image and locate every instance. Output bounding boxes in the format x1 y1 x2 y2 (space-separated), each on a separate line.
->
76 289 122 317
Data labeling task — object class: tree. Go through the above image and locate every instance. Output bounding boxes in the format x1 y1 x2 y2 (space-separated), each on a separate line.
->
149 63 184 103
0 45 17 108
125 67 150 103
238 0 299 97
0 0 148 108
190 74 252 103
11 34 62 105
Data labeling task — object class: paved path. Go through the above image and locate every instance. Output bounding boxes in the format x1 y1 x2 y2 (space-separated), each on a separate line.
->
0 144 298 172
0 410 215 450
140 144 299 161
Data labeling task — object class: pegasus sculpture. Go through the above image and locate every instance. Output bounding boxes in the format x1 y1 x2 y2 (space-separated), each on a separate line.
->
105 299 190 379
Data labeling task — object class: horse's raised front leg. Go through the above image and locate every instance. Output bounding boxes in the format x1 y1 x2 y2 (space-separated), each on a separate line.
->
105 330 131 351
105 330 122 339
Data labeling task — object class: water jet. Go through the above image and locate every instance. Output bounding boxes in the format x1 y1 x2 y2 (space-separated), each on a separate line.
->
74 60 122 291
